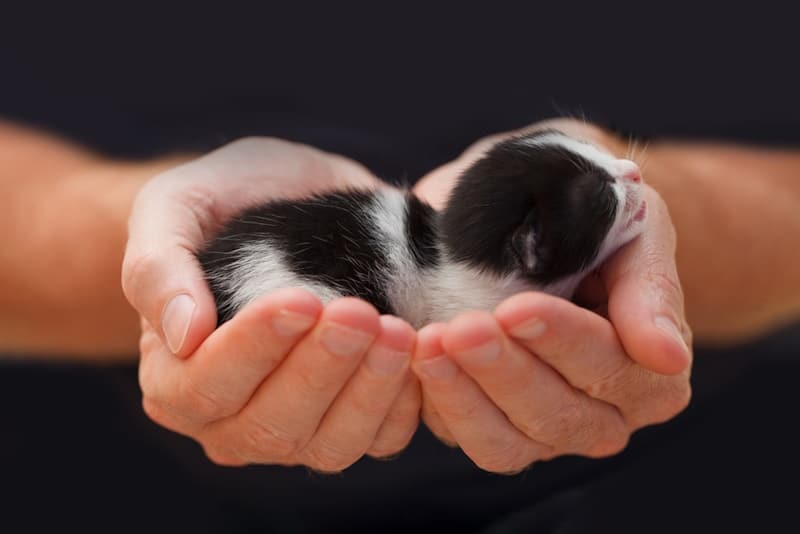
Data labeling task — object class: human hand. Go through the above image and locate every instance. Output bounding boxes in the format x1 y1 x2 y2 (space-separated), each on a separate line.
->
122 138 420 469
410 119 693 473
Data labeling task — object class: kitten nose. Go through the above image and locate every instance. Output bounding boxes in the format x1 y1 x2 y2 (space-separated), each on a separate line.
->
617 159 641 182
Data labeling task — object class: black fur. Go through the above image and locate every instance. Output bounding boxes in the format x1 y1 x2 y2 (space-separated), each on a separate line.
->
198 190 395 323
440 131 618 284
405 194 440 268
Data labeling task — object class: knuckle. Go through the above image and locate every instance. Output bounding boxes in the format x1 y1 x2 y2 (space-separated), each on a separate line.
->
434 395 481 425
173 182 216 212
663 381 692 419
427 425 458 448
137 357 159 401
644 267 684 301
368 425 418 459
548 336 596 374
239 417 303 460
421 411 458 447
121 250 159 304
203 453 231 467
635 378 692 427
137 327 163 363
472 443 535 475
177 375 229 421
303 441 360 473
382 401 420 429
141 397 167 426
140 398 191 436
295 360 339 396
348 390 390 420
515 401 586 446
202 445 242 467
584 360 636 400
367 436 412 460
588 430 630 458
172 184 222 236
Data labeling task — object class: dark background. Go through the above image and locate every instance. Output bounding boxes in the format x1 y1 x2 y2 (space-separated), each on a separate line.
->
2 6 799 533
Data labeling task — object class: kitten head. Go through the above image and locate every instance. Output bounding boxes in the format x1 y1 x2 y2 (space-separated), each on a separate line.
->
440 129 646 287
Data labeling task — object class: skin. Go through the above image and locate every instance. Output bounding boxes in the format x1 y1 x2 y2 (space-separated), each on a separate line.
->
1 118 799 472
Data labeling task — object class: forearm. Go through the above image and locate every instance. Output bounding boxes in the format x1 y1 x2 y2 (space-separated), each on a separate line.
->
645 141 800 344
0 121 189 359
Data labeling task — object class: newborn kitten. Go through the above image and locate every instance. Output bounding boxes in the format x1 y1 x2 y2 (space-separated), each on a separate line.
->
198 129 647 328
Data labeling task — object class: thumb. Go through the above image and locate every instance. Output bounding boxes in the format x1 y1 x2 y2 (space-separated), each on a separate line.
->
122 180 218 358
602 188 692 375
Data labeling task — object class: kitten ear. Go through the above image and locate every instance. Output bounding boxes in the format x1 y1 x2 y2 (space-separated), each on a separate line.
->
510 215 538 274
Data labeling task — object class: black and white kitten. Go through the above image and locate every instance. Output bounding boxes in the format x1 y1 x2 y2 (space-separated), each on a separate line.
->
198 129 647 328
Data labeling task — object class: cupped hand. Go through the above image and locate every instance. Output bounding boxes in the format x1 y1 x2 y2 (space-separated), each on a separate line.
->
122 138 420 469
410 119 693 473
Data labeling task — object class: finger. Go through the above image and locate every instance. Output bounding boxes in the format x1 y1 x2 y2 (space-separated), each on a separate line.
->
368 375 422 459
302 315 415 471
420 393 457 446
138 325 206 437
207 298 380 463
122 179 220 357
496 292 691 429
411 325 549 474
496 293 631 393
601 187 692 375
414 324 457 446
444 311 628 457
201 444 248 467
138 288 322 425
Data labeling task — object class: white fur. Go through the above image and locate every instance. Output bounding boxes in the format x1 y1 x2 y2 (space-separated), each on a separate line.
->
368 189 429 327
422 260 536 324
522 131 621 177
207 239 344 314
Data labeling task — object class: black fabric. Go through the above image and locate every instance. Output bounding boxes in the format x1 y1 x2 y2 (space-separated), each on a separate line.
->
2 6 800 533
3 327 799 533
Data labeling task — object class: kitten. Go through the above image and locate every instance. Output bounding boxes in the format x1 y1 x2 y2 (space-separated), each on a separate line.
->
198 129 646 328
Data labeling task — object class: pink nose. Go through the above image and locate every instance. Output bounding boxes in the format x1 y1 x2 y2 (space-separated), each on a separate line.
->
617 159 641 183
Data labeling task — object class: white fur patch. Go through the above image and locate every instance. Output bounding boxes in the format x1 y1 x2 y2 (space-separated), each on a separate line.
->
522 131 620 177
422 259 537 323
206 239 344 315
368 189 429 328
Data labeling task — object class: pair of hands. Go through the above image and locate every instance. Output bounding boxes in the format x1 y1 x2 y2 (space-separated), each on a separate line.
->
121 120 693 473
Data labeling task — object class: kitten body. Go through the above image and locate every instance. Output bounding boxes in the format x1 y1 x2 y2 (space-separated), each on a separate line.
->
199 130 646 327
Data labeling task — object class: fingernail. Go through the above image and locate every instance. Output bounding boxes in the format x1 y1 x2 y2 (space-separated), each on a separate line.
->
271 309 317 337
366 346 410 376
417 355 459 381
654 315 690 356
509 317 547 339
319 323 375 358
162 294 195 354
455 340 502 366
